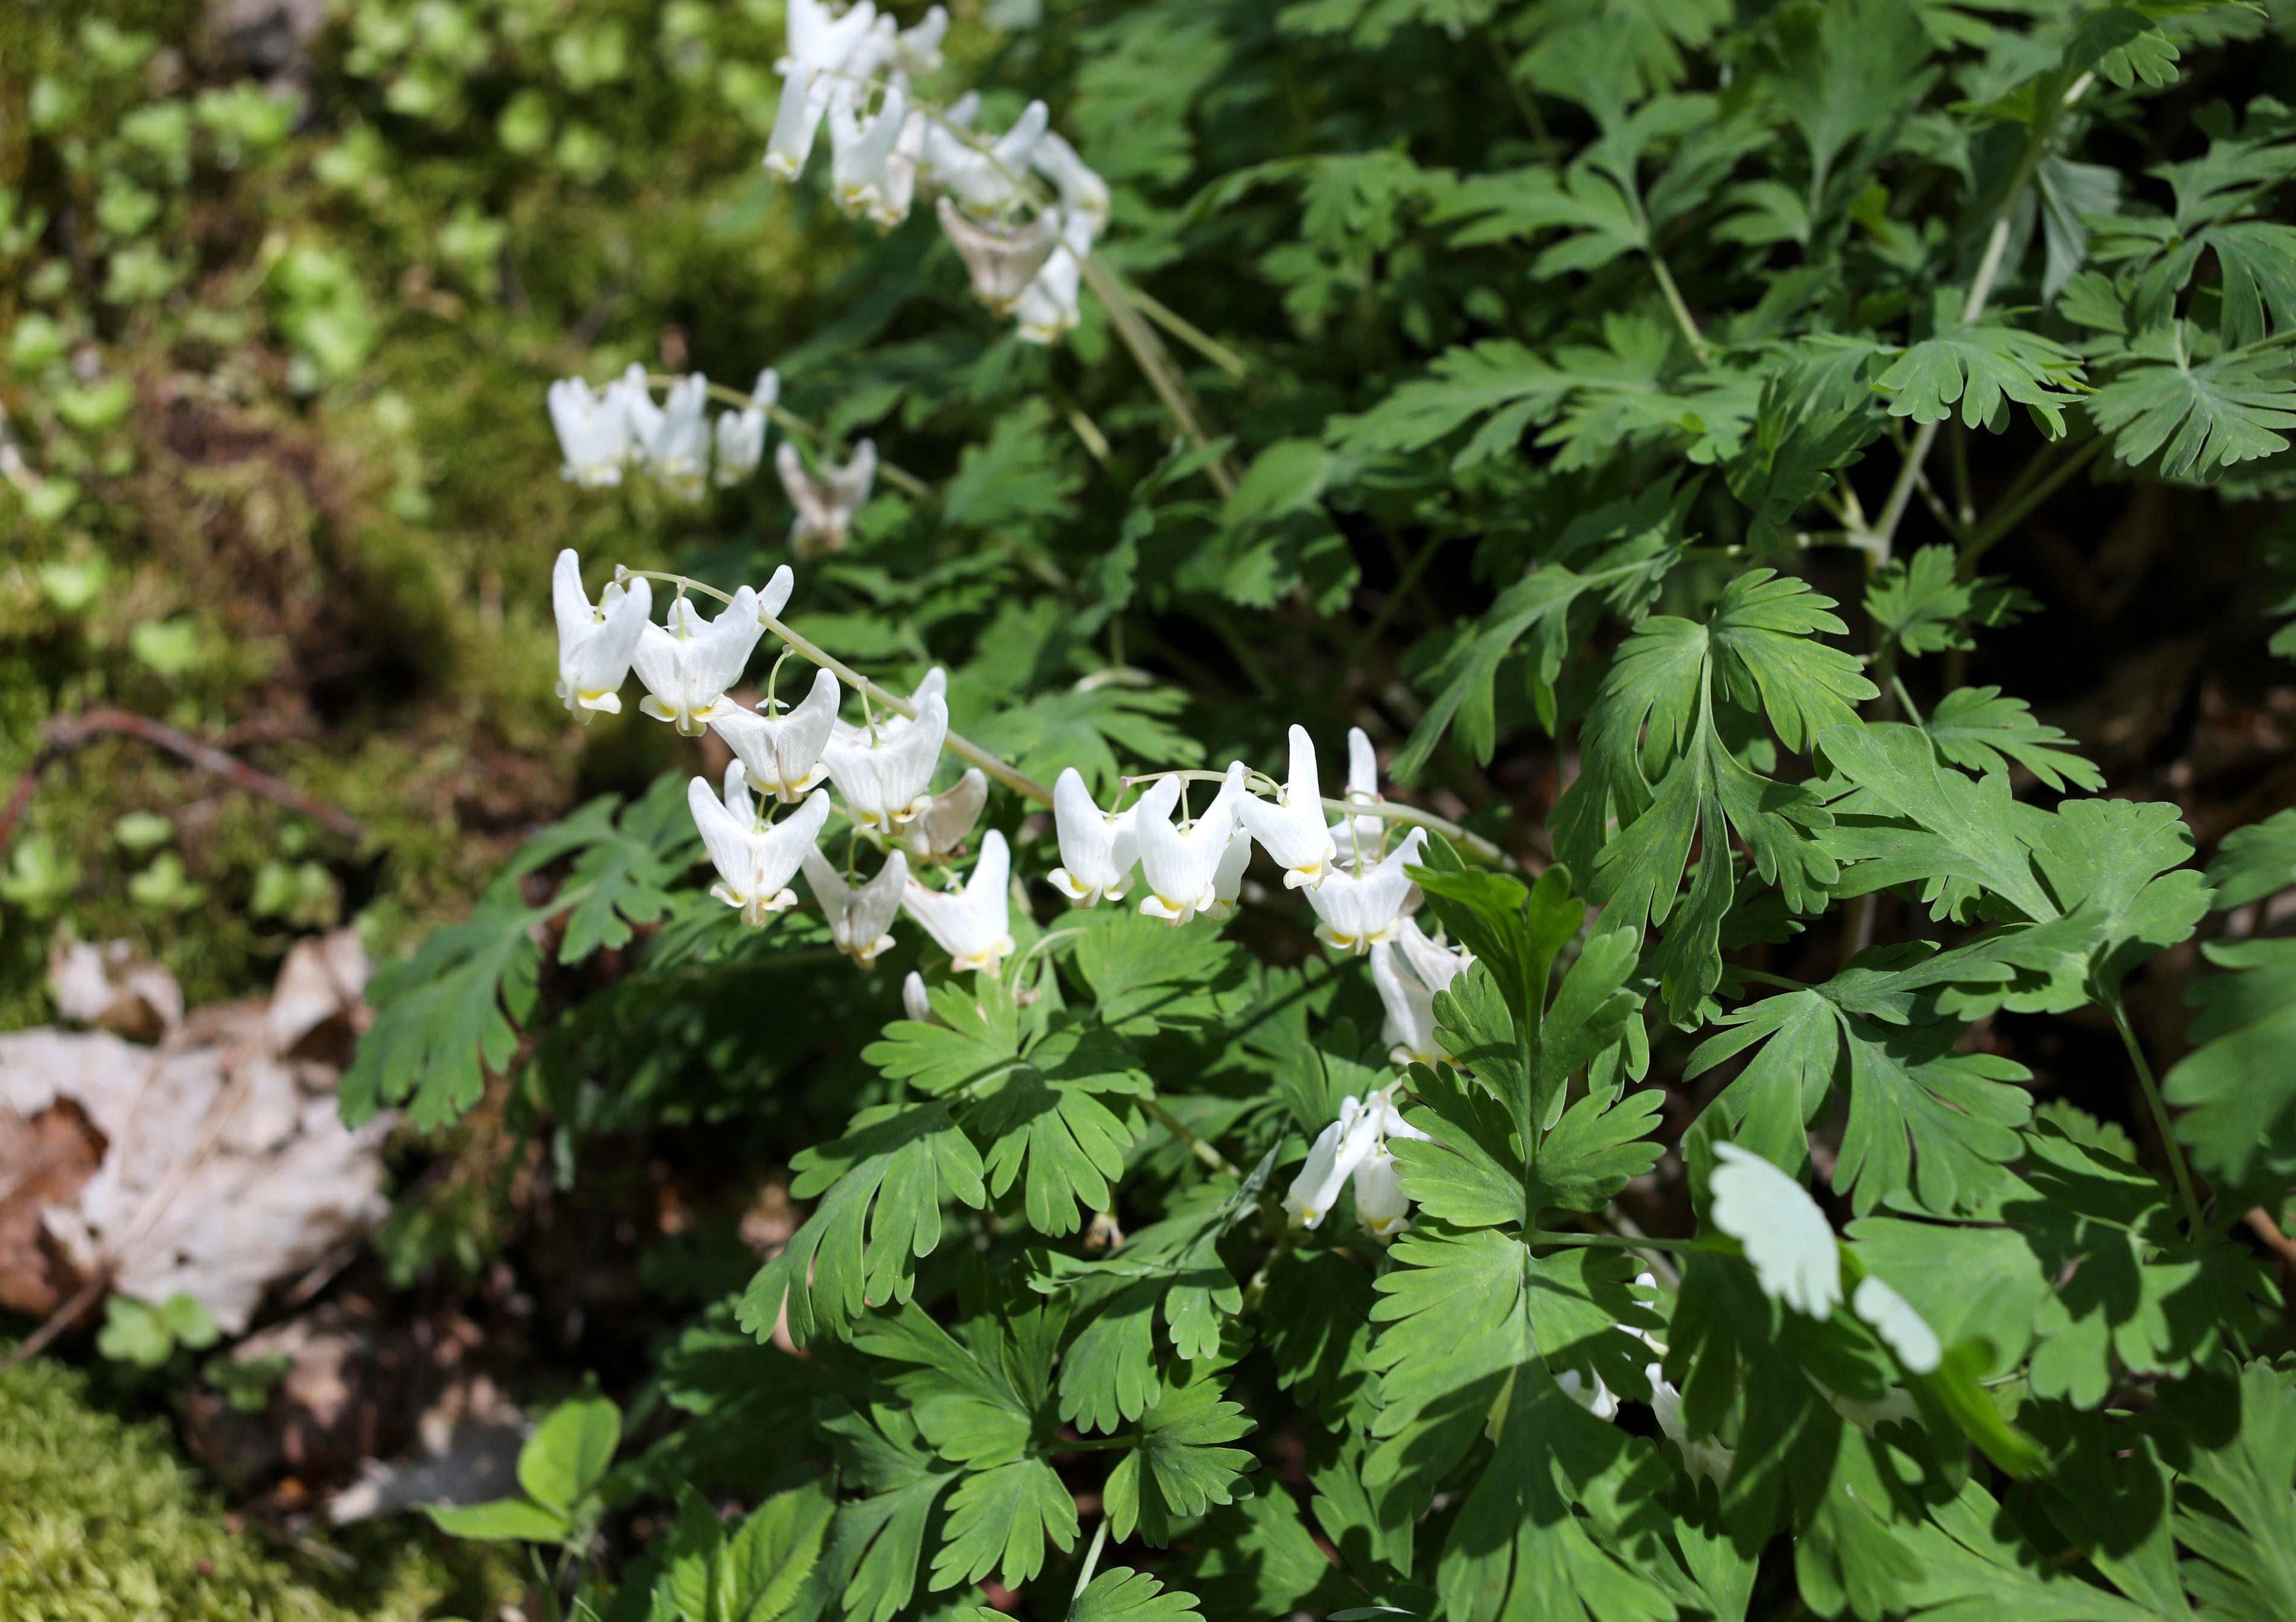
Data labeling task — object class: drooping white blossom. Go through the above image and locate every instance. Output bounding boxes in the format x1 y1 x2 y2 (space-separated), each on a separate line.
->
689 767 831 927
802 845 908 965
891 5 946 75
833 667 943 745
1305 827 1427 954
547 377 631 486
1852 1275 1941 1374
936 201 1062 312
822 692 948 830
551 550 652 719
869 107 929 228
1203 826 1252 922
1013 208 1092 346
901 767 988 860
777 438 878 555
607 363 662 453
710 664 841 801
1370 940 1438 1068
714 370 780 486
1237 725 1341 891
1708 1142 1842 1320
902 969 941 1026
1648 1370 1735 1485
925 99 1049 215
829 84 909 224
1556 1368 1620 1420
1281 1084 1428 1233
638 373 713 500
1031 130 1110 234
764 0 880 180
1332 726 1388 861
902 828 1015 975
634 574 782 736
1048 768 1137 905
1135 765 1247 926
1397 914 1473 999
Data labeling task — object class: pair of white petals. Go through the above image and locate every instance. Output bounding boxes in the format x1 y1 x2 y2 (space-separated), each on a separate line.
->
776 439 877 555
1281 1085 1429 1239
552 550 652 719
1708 1143 1941 1373
633 569 794 736
821 671 949 830
1133 764 1248 927
689 767 831 928
902 828 1014 975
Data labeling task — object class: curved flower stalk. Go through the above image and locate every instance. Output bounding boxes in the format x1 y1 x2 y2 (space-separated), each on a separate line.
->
710 665 841 801
802 845 908 965
1048 767 1137 905
1305 827 1428 954
822 692 948 830
552 550 652 719
1236 724 1341 890
633 573 784 736
1134 764 1247 926
902 828 1015 975
777 438 878 556
689 766 832 927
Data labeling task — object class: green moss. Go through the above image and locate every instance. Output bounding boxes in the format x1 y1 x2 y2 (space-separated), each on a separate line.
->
0 1349 519 1621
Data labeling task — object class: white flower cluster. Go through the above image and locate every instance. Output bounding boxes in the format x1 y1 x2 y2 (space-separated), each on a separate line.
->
763 0 1110 344
553 547 1008 974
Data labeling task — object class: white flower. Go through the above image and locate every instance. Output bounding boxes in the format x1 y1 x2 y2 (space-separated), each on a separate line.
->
829 84 909 223
902 828 1015 975
764 0 880 179
1556 1368 1620 1420
1013 208 1092 346
1708 1142 1842 1320
690 767 831 927
713 370 780 486
1352 1142 1412 1241
1048 767 1137 905
637 373 712 500
1332 726 1388 863
1648 1369 1734 1485
893 5 946 75
901 969 942 1025
1397 914 1473 996
776 438 878 556
1134 764 1247 926
868 108 929 228
1370 940 1438 1068
924 99 1049 215
1202 825 1252 922
1031 130 1109 234
823 692 947 830
901 767 987 860
936 200 1061 312
1283 1084 1426 1230
802 845 908 965
1305 827 1427 954
835 667 944 743
710 665 841 801
1236 724 1340 890
1852 1275 1941 1374
547 377 630 486
633 572 785 736
551 550 652 719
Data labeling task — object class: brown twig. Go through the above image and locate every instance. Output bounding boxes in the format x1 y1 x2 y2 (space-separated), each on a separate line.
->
0 706 367 854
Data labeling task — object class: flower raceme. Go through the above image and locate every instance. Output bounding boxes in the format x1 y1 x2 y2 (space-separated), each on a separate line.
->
545 364 784 498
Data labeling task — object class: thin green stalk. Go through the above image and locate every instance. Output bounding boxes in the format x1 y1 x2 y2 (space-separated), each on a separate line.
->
1890 673 1926 728
2109 999 2209 1240
1351 531 1451 663
1142 1096 1243 1179
1071 1516 1113 1601
1080 254 1240 498
1534 1230 1708 1253
1126 285 1251 381
1648 252 1709 359
1961 432 2109 568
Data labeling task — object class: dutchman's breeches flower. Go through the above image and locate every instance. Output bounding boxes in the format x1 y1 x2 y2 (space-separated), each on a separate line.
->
937 202 1062 313
902 828 1016 976
710 664 841 800
822 693 947 830
1282 1084 1428 1232
802 845 907 965
1332 725 1390 859
552 550 652 719
777 438 878 555
633 573 783 736
548 377 631 486
1306 827 1427 953
1013 210 1092 346
1237 724 1341 889
1370 940 1440 1069
830 84 909 224
609 363 664 458
689 768 831 928
642 373 713 500
713 370 780 486
1031 130 1110 234
902 768 988 861
1135 764 1247 926
924 99 1049 215
764 0 879 180
1048 767 1138 905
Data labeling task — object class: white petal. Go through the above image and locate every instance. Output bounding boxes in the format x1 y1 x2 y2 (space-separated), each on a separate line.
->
1709 1142 1842 1320
1852 1275 1941 1374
